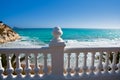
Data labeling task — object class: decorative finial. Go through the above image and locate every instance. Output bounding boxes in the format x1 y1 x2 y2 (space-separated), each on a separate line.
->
52 26 63 39
49 26 65 46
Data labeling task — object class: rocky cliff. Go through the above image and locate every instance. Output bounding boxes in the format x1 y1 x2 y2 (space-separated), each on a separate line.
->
0 22 21 43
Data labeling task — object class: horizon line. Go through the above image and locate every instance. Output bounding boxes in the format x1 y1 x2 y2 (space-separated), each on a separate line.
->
12 27 120 29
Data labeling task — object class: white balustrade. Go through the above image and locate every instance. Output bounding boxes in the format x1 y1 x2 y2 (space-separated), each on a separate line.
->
81 52 88 76
96 52 103 75
0 27 120 80
89 52 95 75
103 52 109 75
73 53 80 78
0 54 4 80
43 53 48 77
117 56 120 73
111 52 117 74
66 53 72 79
24 53 31 79
33 52 40 79
6 54 14 79
15 53 22 79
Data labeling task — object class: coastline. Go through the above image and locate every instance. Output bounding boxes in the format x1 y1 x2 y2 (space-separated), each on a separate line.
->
0 39 120 48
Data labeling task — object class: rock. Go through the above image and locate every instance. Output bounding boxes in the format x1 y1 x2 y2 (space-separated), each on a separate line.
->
0 21 21 43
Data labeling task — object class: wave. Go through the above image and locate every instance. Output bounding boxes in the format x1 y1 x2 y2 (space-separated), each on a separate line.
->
1 36 120 48
0 36 47 48
65 38 120 48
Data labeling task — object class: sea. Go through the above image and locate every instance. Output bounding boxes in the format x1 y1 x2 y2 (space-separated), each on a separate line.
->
0 28 120 66
0 28 120 48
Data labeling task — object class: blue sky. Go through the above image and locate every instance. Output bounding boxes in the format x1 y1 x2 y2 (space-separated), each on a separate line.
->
0 0 120 28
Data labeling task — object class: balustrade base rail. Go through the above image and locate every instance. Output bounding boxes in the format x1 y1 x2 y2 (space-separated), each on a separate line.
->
1 72 120 80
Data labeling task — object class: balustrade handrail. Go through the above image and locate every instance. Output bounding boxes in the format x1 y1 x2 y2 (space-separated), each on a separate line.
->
64 47 120 53
1 46 120 53
0 47 49 53
0 46 120 53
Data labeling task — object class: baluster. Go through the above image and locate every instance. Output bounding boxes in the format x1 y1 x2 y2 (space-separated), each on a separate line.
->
117 54 120 73
64 54 68 73
74 53 80 78
110 52 117 74
0 54 4 79
66 53 72 78
43 53 48 77
96 52 103 75
25 53 31 78
33 53 40 79
103 52 109 74
15 53 22 78
6 54 13 79
89 52 95 75
81 52 88 76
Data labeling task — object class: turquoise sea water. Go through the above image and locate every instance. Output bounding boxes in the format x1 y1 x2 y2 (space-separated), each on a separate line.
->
1 28 120 65
1 28 120 48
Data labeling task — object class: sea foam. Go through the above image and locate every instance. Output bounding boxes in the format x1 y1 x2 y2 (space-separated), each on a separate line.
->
65 39 120 48
0 36 47 48
0 37 120 48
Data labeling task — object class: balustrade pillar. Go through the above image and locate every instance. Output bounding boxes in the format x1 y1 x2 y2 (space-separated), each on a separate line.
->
110 52 117 74
89 52 95 75
81 52 88 76
74 53 80 78
33 53 40 79
117 54 120 73
6 54 14 79
0 54 4 80
103 52 109 74
43 53 48 77
66 53 72 78
25 53 31 79
96 52 103 75
49 27 65 79
15 53 22 79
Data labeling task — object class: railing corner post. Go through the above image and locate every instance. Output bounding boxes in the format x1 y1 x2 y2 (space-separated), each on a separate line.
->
49 26 66 78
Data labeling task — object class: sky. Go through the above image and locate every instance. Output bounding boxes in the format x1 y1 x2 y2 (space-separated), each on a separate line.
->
0 0 120 28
